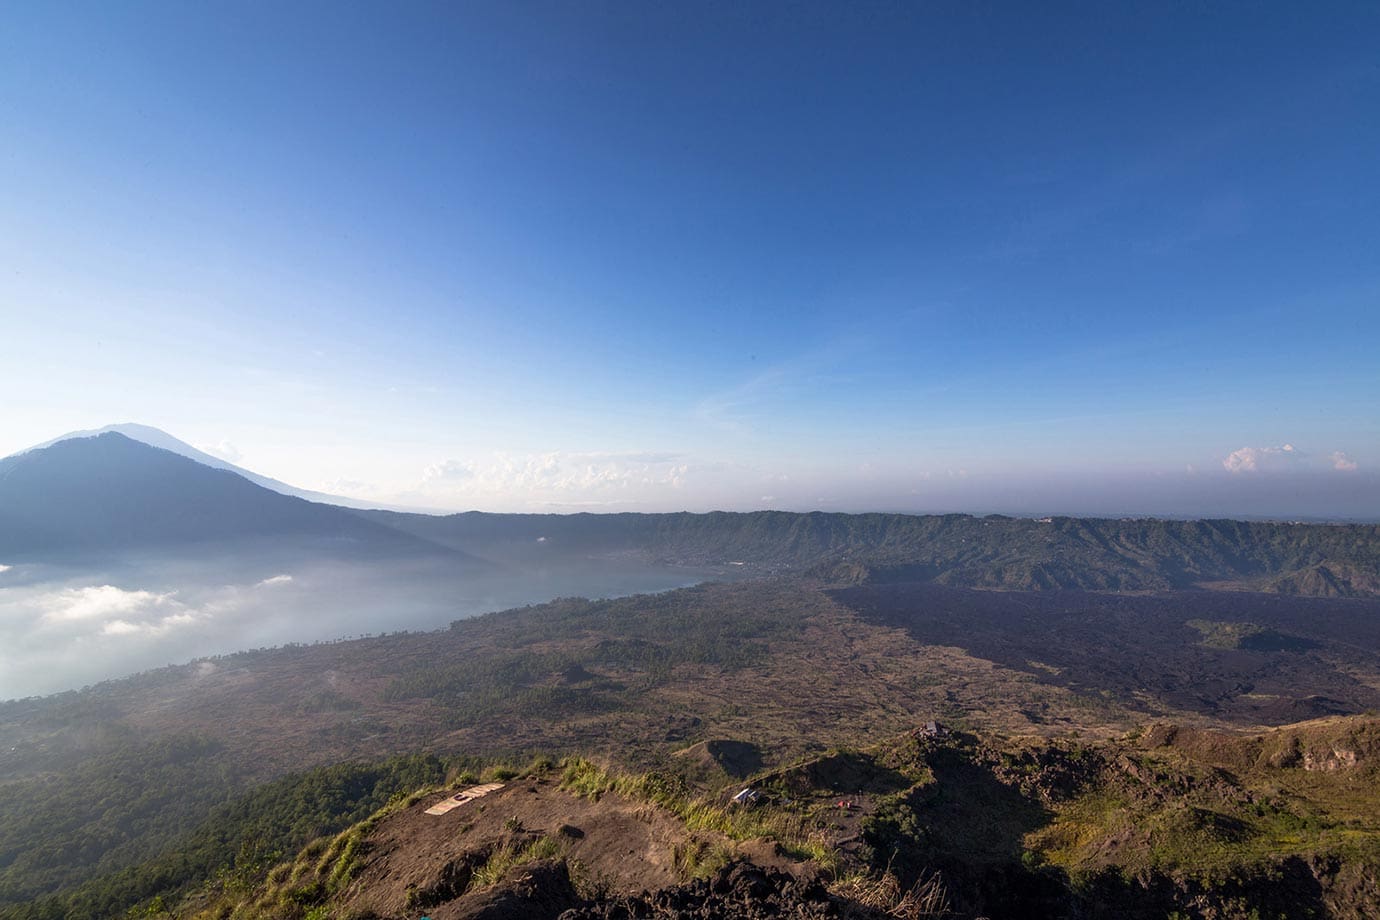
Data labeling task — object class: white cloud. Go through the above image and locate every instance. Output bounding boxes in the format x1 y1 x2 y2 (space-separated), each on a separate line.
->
423 459 476 483
417 450 692 504
100 611 198 637
39 585 180 624
5 584 207 652
1331 451 1359 472
1222 444 1298 474
256 574 293 588
320 477 381 497
200 440 243 463
0 564 10 574
1222 444 1360 475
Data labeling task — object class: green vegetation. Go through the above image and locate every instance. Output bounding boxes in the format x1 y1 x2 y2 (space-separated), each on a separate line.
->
0 729 233 906
49 722 1380 920
1187 619 1267 649
1186 617 1269 648
188 753 839 920
1029 730 1380 883
383 589 802 726
0 754 450 920
559 758 833 869
468 835 562 889
194 758 559 920
1185 619 1319 653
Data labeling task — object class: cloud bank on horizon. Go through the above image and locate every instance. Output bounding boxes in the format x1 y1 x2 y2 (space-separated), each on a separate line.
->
327 440 1372 518
1220 444 1362 477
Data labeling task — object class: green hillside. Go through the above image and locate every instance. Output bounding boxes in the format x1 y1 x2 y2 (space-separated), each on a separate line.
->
364 509 1380 595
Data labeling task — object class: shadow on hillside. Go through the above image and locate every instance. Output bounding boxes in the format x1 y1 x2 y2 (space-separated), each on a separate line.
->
704 739 763 779
1074 856 1331 920
866 746 1069 918
866 746 1336 919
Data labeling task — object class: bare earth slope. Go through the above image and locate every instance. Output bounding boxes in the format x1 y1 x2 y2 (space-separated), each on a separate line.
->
189 717 1380 920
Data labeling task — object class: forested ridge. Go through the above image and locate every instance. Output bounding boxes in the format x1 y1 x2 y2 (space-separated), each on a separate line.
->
0 754 451 920
364 509 1380 595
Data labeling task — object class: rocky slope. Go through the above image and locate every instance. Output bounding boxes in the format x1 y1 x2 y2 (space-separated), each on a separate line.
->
179 718 1380 920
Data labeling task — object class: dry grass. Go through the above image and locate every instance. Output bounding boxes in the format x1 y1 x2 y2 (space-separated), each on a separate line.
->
833 868 953 918
559 757 836 870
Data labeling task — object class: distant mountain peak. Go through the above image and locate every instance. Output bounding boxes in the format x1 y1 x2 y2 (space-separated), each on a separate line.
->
14 423 394 511
21 422 178 453
0 432 476 564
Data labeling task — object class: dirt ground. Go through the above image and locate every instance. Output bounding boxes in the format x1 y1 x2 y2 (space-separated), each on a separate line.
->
335 776 717 919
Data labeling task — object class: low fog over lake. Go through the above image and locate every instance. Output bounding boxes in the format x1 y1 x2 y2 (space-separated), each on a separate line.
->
0 553 726 699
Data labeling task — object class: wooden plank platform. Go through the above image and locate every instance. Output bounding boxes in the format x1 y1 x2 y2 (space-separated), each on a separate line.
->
424 782 506 815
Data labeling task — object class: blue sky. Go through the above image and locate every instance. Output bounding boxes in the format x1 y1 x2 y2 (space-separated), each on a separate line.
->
2 2 1377 516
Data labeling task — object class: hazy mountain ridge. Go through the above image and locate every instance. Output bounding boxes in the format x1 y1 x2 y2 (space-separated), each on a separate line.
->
0 433 474 563
362 508 1380 596
5 429 1376 596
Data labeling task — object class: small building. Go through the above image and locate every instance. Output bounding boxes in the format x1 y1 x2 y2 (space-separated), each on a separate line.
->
731 787 760 806
915 720 948 739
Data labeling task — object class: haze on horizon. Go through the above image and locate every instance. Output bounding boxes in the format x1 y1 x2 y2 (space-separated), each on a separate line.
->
3 3 1378 519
